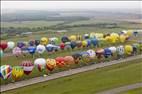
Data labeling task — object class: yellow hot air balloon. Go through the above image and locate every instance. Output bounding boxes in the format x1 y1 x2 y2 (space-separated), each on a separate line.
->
95 33 104 39
12 66 24 80
125 45 133 55
126 30 133 36
40 37 48 45
90 32 96 39
105 36 112 43
120 34 126 43
69 35 77 41
46 59 56 71
82 40 87 47
110 33 119 43
76 34 82 40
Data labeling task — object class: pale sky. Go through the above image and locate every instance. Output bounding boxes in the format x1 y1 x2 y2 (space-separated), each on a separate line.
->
1 1 142 11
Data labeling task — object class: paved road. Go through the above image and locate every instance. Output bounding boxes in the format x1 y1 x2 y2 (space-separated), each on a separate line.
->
1 55 142 92
96 82 142 94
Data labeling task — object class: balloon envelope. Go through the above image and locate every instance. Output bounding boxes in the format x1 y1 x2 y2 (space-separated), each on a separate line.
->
40 37 48 45
12 47 22 56
12 66 24 80
0 65 12 80
55 57 65 67
64 56 74 65
46 59 56 71
117 46 125 55
27 46 36 55
87 49 96 58
21 61 34 75
0 42 8 51
125 45 133 55
7 41 15 49
36 45 46 54
34 58 46 72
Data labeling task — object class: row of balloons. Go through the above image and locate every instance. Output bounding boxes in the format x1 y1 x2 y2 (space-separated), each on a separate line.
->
1 31 134 57
1 43 141 81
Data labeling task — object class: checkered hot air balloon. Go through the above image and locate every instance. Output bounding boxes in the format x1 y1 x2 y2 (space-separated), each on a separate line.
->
21 61 34 75
0 65 12 80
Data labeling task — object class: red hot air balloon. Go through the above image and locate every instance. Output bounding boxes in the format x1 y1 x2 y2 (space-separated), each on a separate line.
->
0 42 8 51
21 61 34 75
55 57 65 67
60 43 65 50
64 56 74 65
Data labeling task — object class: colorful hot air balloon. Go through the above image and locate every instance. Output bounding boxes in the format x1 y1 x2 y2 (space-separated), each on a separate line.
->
12 47 22 57
80 52 90 63
60 43 65 50
65 42 71 50
29 40 35 46
96 48 104 59
120 34 126 43
125 45 133 55
82 40 87 47
72 53 82 64
34 58 46 72
0 41 8 51
109 46 117 54
70 41 77 49
46 44 55 52
35 40 40 46
86 39 92 47
132 43 139 55
46 59 56 71
87 49 96 59
69 35 76 41
7 41 15 49
76 41 82 48
17 42 25 48
64 56 74 65
21 61 34 75
27 46 36 55
0 65 12 80
12 66 24 80
55 57 65 67
104 48 112 58
116 45 125 58
91 38 98 47
40 37 48 45
36 44 46 54
84 34 89 39
61 36 70 43
0 49 4 57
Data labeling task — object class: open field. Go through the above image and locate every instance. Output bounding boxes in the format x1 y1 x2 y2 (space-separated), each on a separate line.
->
1 21 64 28
119 87 142 94
2 59 142 94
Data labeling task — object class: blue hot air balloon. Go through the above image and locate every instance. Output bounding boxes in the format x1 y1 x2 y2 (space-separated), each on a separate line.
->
104 48 112 58
91 38 98 47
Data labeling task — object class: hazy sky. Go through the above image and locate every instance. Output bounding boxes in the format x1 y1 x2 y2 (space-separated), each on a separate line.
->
2 1 142 11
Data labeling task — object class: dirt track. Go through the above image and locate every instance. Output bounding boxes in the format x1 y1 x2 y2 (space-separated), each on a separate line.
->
1 55 142 92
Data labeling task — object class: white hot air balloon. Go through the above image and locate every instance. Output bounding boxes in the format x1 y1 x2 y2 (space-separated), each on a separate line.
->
7 41 15 49
87 49 96 58
36 44 46 54
34 58 46 72
109 46 117 53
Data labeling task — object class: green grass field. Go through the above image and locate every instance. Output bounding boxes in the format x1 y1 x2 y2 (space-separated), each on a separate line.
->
1 21 64 28
119 87 142 94
2 59 142 94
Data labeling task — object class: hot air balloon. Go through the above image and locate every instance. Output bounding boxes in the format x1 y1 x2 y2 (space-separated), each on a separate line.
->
80 52 90 63
34 58 46 72
64 56 74 65
125 45 133 55
76 41 82 48
87 49 96 59
72 53 82 64
49 37 59 45
46 44 54 52
40 37 48 45
96 48 104 59
86 39 92 47
27 46 36 55
7 41 15 49
36 44 46 54
12 47 22 57
46 59 56 71
0 41 8 51
0 49 4 57
21 61 34 75
70 41 77 49
35 40 40 46
61 36 70 43
55 57 65 67
84 34 89 39
29 40 35 46
104 48 112 58
133 31 138 37
76 34 82 40
116 45 125 58
65 42 71 50
17 42 25 48
12 66 24 80
69 35 76 41
110 33 119 43
91 38 98 47
120 34 126 43
82 40 87 47
0 65 12 80
60 43 65 50
132 43 139 55
109 46 117 54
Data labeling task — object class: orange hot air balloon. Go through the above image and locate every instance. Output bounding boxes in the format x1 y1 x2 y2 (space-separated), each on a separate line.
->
64 56 74 65
46 59 56 71
55 57 65 67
